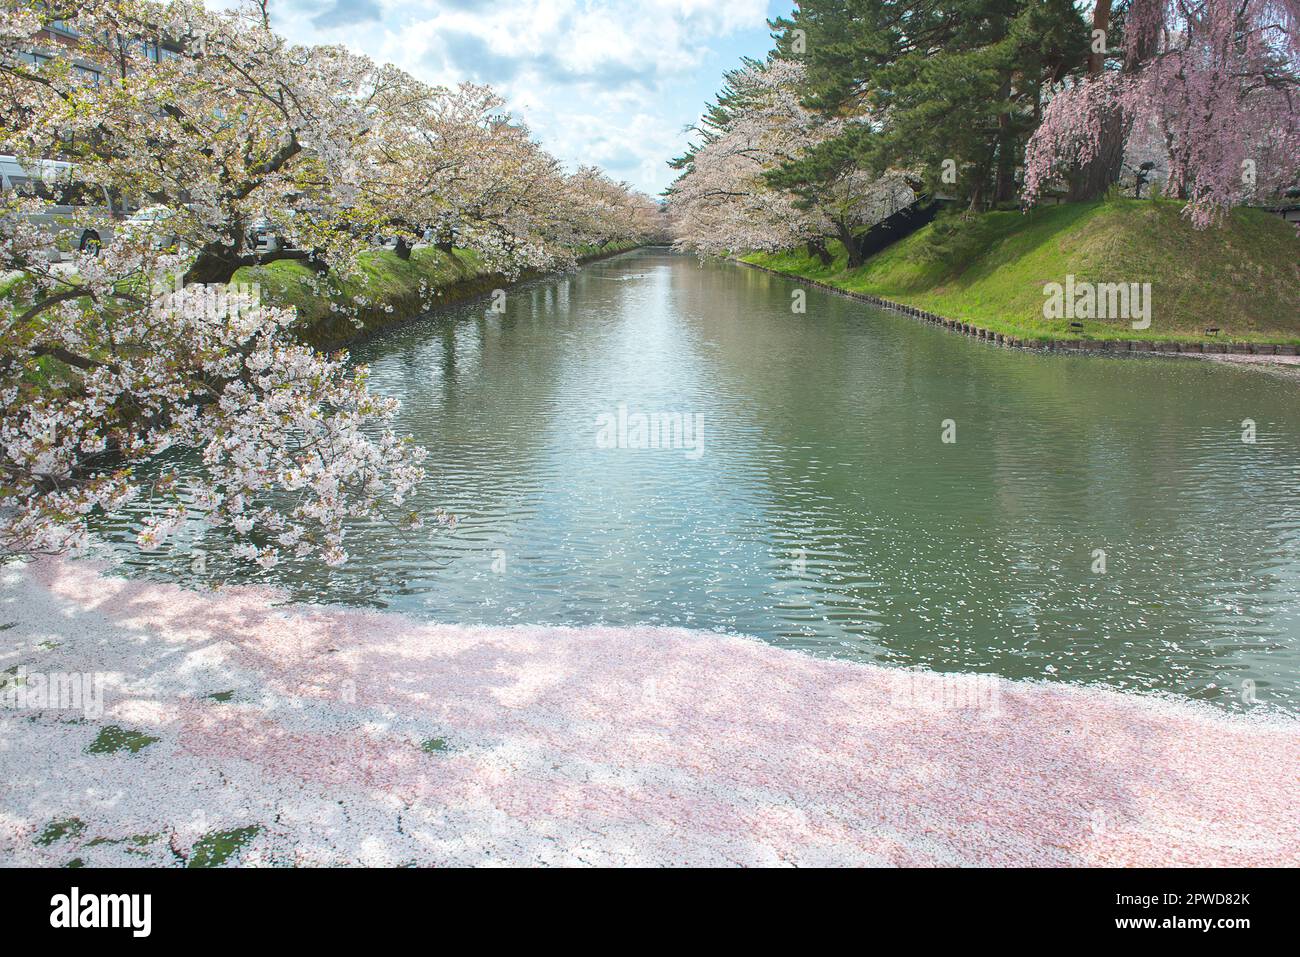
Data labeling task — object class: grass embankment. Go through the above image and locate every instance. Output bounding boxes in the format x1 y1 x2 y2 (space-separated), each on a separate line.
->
2 242 640 353
233 246 495 351
744 198 1299 345
0 241 639 389
236 239 640 351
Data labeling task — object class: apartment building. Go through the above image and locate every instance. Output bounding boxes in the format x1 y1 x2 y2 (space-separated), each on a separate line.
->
12 16 182 88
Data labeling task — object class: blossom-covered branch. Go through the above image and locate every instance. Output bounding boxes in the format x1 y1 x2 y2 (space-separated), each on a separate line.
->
0 0 663 565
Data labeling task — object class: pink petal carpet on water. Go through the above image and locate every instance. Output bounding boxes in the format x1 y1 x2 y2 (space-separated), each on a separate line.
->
0 557 1296 867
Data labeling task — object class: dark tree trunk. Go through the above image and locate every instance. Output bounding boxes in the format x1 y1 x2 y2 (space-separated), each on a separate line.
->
435 240 454 254
993 76 1018 205
838 223 865 268
806 239 832 266
965 141 997 212
183 243 241 285
1068 0 1126 202
995 116 1017 204
1089 0 1112 75
183 245 325 286
393 236 412 261
1067 107 1127 201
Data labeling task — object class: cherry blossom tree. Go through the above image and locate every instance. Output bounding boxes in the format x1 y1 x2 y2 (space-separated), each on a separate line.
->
667 58 918 262
0 182 429 566
0 0 656 566
356 82 568 274
0 0 436 566
667 59 829 257
670 61 825 257
1025 0 1300 226
558 166 666 250
351 81 662 274
4 0 416 283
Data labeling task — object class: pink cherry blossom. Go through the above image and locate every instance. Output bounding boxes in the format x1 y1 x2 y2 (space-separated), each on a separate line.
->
1025 0 1300 227
1 557 1294 867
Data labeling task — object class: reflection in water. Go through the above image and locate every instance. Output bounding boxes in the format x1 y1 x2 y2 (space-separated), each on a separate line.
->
101 250 1300 713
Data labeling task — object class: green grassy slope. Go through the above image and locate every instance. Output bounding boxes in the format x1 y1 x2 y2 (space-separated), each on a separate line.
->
235 240 641 350
1 241 641 392
744 199 1300 344
234 245 495 351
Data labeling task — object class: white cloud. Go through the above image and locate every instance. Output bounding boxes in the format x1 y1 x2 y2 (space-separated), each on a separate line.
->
205 0 776 194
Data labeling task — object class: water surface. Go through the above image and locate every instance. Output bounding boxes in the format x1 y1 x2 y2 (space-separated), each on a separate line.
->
106 249 1300 712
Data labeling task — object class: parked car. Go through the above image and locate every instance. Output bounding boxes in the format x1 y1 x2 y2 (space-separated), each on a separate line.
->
1 154 119 258
247 215 284 254
100 206 279 256
117 205 179 250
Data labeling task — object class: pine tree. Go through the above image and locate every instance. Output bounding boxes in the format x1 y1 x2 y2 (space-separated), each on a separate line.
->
769 0 1088 210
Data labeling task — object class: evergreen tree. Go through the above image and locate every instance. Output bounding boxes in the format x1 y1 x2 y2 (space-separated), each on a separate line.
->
769 0 1088 210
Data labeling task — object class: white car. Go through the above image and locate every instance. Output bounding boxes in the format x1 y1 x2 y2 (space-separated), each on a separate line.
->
117 205 179 250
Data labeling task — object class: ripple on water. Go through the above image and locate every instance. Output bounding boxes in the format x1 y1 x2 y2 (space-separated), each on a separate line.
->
97 250 1300 714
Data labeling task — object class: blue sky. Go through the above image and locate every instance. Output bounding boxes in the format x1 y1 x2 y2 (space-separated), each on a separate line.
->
218 0 796 196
